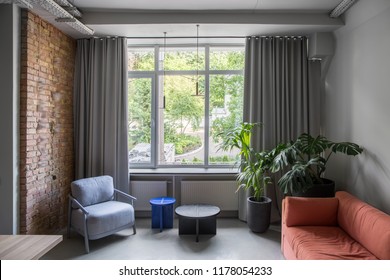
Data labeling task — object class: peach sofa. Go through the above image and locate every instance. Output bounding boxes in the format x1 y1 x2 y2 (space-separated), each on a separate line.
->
282 191 390 260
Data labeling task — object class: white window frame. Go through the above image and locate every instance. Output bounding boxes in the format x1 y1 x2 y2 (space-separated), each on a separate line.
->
128 43 244 169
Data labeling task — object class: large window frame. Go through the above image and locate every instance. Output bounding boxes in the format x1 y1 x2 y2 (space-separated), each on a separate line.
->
128 43 244 169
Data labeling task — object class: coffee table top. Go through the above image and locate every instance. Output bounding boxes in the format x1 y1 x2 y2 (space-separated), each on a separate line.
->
175 204 220 219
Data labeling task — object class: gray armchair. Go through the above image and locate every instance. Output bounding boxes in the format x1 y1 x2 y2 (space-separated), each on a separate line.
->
67 175 136 253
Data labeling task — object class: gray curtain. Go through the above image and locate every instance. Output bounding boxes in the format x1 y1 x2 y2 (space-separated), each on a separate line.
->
73 37 129 192
242 36 321 221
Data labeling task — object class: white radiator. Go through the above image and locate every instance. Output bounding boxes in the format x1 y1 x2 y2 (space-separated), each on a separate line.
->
130 181 167 210
181 181 239 210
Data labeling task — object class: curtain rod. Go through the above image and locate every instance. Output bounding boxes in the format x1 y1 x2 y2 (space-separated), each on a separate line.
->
124 35 306 39
125 36 246 39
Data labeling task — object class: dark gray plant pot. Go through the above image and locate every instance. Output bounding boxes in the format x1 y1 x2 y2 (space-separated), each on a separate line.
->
246 196 272 233
292 178 335 197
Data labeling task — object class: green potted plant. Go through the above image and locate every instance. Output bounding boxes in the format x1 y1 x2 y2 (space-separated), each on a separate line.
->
219 122 273 233
271 133 363 197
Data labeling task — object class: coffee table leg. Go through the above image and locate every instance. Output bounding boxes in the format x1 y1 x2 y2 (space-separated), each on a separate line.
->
196 219 199 242
160 206 163 232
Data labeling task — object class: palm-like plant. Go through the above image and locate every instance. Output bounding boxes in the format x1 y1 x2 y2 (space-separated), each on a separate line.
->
271 133 363 194
219 122 273 201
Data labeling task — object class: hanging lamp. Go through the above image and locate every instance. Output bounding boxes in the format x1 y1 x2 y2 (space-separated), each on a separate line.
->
162 31 167 109
192 24 203 97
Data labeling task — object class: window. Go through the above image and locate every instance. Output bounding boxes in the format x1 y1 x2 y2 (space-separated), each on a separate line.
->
128 45 244 168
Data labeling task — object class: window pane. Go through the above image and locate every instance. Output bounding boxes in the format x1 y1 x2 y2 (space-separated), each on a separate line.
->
158 75 205 165
161 47 205 71
210 47 245 70
128 48 154 71
209 74 244 165
128 78 152 164
128 45 245 168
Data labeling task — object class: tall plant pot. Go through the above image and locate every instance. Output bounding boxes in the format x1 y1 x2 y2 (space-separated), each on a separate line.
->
238 185 251 221
292 178 335 197
246 196 272 233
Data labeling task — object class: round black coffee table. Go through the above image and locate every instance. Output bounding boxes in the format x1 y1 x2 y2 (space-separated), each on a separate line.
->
175 204 220 242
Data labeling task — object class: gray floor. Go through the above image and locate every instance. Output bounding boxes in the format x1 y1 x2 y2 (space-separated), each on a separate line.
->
42 218 284 260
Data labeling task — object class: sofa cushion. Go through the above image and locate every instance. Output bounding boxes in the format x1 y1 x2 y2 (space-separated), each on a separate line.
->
284 226 378 260
71 175 114 207
284 196 339 227
336 191 390 260
71 201 135 240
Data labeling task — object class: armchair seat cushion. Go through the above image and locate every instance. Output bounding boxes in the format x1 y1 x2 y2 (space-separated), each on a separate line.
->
71 201 135 240
284 226 377 260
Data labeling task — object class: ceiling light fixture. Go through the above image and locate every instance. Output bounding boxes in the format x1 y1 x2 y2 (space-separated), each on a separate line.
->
31 0 94 35
329 0 358 18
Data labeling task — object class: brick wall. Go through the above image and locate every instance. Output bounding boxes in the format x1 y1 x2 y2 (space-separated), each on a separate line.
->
19 11 76 234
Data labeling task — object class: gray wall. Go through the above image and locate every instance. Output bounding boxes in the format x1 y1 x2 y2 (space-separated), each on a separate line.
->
0 4 20 234
324 0 390 213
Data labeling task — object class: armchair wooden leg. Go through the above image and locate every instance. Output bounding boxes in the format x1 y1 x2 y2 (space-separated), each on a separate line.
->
133 224 136 235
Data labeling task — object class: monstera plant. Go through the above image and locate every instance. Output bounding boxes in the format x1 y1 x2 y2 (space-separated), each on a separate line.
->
271 133 363 197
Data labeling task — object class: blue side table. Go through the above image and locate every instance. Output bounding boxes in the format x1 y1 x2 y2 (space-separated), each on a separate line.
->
149 197 176 232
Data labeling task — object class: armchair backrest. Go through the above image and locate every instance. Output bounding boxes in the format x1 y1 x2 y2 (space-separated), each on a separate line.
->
71 175 114 207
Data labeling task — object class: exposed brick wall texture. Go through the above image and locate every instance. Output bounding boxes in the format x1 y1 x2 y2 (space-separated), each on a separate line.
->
20 10 76 234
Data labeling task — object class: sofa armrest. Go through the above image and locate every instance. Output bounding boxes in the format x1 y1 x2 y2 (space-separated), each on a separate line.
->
336 191 390 260
283 196 339 227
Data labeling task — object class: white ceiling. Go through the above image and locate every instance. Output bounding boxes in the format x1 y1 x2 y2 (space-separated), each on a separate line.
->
28 0 347 43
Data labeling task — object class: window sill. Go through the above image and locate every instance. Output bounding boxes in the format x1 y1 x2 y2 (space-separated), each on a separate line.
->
129 167 238 175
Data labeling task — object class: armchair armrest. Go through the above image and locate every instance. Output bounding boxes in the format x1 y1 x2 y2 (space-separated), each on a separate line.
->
114 188 137 205
283 196 339 227
69 194 89 215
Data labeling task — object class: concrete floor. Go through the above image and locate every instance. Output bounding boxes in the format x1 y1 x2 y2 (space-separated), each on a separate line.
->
42 218 284 260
